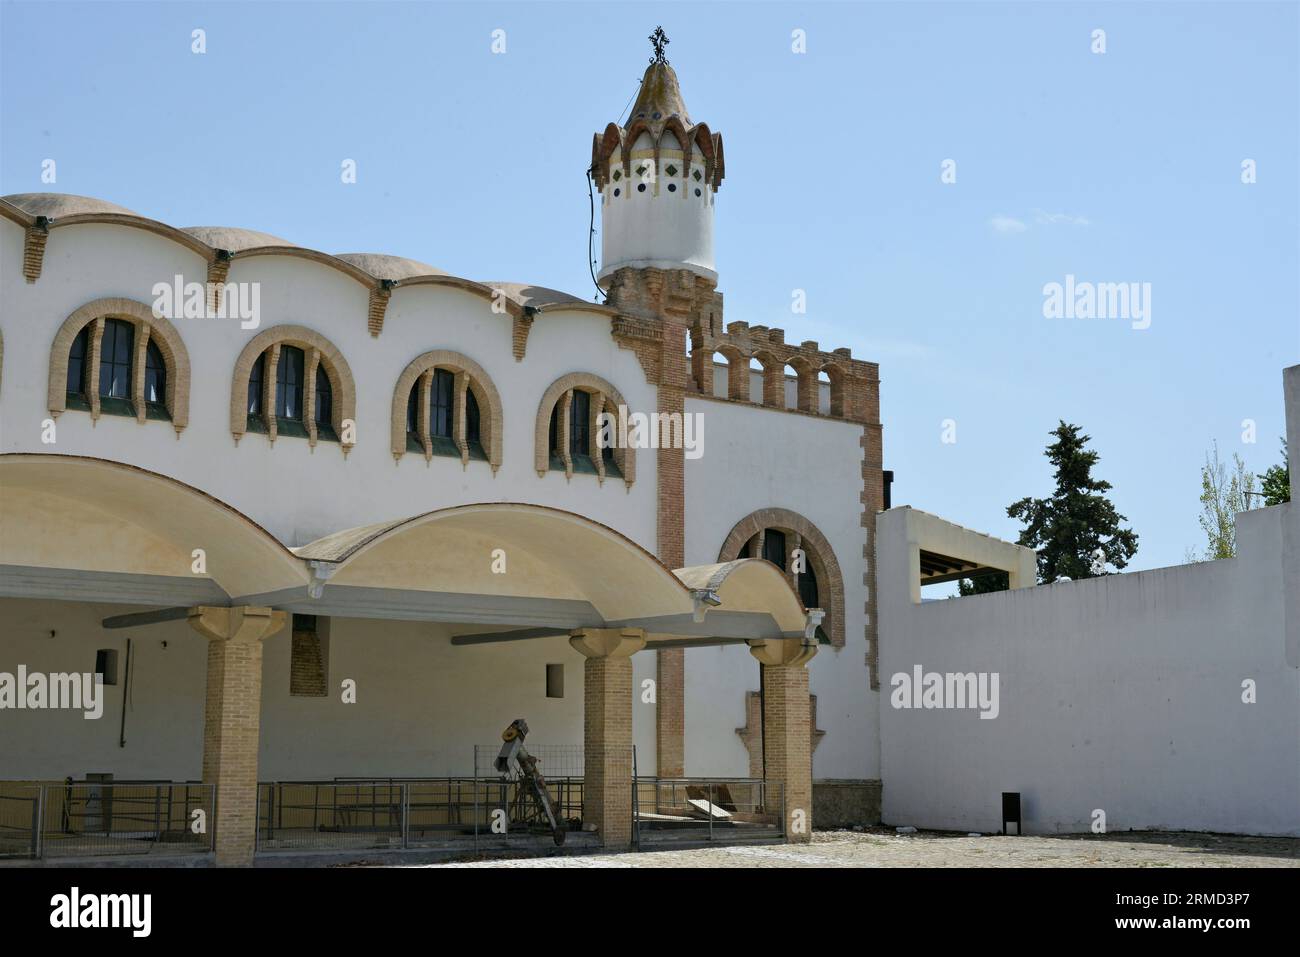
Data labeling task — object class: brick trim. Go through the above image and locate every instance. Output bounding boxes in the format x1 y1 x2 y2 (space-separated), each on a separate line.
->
718 507 846 649
860 423 884 689
23 222 49 282
48 297 192 434
390 349 503 472
534 372 635 487
736 690 825 777
230 325 355 451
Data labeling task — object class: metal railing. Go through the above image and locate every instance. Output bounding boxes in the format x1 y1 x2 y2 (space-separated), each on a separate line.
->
633 778 784 844
255 776 586 852
0 781 214 859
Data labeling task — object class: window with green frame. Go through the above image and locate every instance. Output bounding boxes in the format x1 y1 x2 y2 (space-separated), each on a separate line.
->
97 319 135 417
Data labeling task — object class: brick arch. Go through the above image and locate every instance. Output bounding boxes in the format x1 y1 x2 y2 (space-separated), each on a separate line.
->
820 362 851 418
534 372 636 487
718 507 845 648
716 343 749 400
390 349 503 471
47 296 192 433
751 349 786 408
788 355 819 413
229 324 355 450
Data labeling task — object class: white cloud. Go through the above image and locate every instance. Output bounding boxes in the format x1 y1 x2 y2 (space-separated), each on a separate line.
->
1032 209 1091 226
990 215 1028 234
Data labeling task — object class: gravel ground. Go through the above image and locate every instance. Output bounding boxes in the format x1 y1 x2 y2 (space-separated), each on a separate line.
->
423 828 1300 868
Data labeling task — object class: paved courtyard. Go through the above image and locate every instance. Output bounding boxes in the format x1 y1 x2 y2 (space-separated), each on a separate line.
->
423 829 1300 868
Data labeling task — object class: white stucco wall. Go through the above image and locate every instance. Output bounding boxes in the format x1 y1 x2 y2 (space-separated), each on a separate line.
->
0 597 657 780
876 497 1300 836
0 215 868 783
682 396 877 781
0 221 658 551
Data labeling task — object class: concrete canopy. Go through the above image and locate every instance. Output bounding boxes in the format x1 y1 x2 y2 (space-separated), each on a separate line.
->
0 454 309 601
0 456 812 645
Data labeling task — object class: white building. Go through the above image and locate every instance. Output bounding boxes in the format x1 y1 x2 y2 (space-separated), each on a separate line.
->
0 40 884 864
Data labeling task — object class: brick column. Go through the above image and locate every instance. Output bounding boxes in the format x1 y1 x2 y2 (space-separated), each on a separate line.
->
749 637 817 843
571 628 645 847
188 605 287 866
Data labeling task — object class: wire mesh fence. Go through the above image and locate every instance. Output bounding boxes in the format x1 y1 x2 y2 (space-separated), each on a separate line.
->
0 781 214 859
0 784 41 859
254 776 587 851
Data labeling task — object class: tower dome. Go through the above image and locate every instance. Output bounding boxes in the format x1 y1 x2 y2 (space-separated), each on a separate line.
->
591 29 725 287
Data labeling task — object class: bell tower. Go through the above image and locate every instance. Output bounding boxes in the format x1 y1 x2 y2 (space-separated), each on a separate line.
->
591 27 725 287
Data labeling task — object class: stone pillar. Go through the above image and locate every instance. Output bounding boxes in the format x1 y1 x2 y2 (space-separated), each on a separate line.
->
749 637 817 843
571 628 645 847
188 605 287 866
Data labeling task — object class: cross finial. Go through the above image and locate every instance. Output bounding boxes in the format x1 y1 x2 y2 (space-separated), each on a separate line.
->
649 26 669 64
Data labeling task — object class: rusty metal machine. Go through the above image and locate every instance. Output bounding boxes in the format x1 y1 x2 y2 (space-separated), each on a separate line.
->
494 718 566 845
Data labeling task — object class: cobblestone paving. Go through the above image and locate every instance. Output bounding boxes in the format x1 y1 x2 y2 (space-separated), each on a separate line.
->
425 829 1300 868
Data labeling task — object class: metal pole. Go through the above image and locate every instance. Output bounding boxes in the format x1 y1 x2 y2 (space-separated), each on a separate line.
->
631 744 639 849
401 783 409 849
473 746 480 853
31 787 43 860
708 782 714 842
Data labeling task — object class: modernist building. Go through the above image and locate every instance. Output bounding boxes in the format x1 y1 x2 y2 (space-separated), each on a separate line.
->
0 42 885 864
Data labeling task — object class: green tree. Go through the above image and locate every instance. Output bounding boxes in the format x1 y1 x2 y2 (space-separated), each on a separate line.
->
1260 438 1290 506
1005 421 1139 583
1197 442 1256 560
957 570 1009 596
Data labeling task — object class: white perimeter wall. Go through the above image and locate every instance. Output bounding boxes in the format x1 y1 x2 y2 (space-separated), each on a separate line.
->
682 396 877 781
876 500 1300 836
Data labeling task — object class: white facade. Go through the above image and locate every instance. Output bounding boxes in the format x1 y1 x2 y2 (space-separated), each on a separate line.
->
0 199 874 791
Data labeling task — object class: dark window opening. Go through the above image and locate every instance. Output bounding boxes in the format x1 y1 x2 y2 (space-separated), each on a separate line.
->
430 369 453 439
546 663 564 699
66 327 90 408
246 353 266 431
98 319 134 416
315 365 336 440
405 381 421 451
763 529 788 570
466 387 482 453
275 346 305 421
569 390 591 457
95 649 119 686
548 406 563 469
143 339 168 419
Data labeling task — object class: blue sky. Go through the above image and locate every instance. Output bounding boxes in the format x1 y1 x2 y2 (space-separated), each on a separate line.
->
2 1 1297 573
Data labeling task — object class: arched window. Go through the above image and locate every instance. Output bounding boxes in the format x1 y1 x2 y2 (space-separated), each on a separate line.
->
232 327 354 449
48 298 191 431
718 509 845 648
391 351 500 469
534 373 634 485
